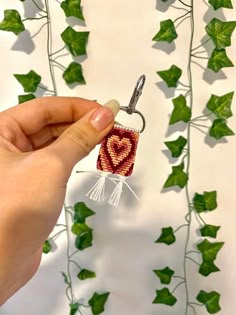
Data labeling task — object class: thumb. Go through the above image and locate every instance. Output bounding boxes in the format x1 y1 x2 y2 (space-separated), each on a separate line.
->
48 100 120 172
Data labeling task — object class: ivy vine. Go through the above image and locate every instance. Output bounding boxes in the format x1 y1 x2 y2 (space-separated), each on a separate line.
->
0 1 109 314
152 0 235 314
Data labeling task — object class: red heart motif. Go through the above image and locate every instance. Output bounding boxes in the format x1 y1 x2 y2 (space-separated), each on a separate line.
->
107 136 132 167
97 126 139 177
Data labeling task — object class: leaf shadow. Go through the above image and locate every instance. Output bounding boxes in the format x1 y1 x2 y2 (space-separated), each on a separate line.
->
204 135 228 148
66 17 87 28
203 68 227 85
65 82 86 90
162 149 178 165
165 121 187 137
152 41 176 55
11 30 35 55
156 81 176 99
161 185 182 194
22 0 45 18
203 6 227 24
73 55 88 64
155 0 175 12
36 83 52 97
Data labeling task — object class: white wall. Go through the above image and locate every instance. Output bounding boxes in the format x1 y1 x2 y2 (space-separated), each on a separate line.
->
0 1 235 315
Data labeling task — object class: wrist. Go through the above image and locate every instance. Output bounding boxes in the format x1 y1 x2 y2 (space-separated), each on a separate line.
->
0 246 42 305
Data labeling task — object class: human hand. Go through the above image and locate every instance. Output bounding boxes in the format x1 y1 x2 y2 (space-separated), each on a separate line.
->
0 97 119 304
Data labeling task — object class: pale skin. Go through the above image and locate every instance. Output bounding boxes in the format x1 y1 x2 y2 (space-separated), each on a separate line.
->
0 97 119 305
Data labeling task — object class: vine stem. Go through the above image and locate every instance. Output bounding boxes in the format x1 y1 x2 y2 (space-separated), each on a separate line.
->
45 0 58 96
178 0 192 8
22 16 47 22
174 224 188 233
183 1 194 314
50 45 67 57
174 10 192 24
64 202 75 304
43 0 75 305
32 0 47 13
192 38 211 52
48 228 67 241
172 281 186 294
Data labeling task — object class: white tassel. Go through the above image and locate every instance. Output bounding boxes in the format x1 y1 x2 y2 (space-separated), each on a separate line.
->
86 173 106 202
108 176 127 207
108 181 124 207
108 175 140 207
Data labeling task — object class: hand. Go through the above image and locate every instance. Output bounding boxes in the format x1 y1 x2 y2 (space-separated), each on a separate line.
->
0 97 119 304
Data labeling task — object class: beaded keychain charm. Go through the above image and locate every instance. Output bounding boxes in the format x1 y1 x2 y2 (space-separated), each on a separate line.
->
80 75 146 206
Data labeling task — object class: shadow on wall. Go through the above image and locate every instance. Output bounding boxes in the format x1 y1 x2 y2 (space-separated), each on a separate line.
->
156 0 175 12
23 0 45 18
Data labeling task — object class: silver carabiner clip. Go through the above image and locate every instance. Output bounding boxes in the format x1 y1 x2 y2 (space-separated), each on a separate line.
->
120 75 146 133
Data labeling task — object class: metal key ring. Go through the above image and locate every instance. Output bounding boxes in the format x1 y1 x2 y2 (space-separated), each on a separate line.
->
120 75 146 133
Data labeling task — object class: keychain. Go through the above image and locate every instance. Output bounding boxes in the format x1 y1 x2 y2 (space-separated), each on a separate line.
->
79 75 146 206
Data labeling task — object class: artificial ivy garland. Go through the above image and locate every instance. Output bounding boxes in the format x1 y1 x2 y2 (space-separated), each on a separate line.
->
152 0 235 314
0 1 109 315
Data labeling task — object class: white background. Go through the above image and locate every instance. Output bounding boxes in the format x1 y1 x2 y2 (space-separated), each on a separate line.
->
0 1 236 315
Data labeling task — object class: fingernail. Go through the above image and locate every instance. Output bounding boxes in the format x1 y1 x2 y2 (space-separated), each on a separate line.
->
90 100 120 131
104 99 120 117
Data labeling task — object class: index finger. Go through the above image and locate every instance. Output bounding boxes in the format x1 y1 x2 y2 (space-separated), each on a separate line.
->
4 97 99 135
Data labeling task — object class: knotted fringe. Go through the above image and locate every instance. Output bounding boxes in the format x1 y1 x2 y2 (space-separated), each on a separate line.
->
108 178 124 207
86 173 107 202
108 176 140 207
80 171 140 207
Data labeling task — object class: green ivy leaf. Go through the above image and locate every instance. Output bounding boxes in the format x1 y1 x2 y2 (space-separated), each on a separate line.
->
205 18 236 49
164 136 187 158
157 65 182 88
169 95 191 125
155 227 176 245
42 240 52 254
14 70 41 93
69 303 79 315
18 94 36 104
196 290 221 314
197 239 224 262
193 193 205 212
193 191 217 213
63 62 86 85
200 225 221 238
61 0 85 21
206 92 234 119
71 222 92 236
152 288 177 306
152 19 178 43
73 202 95 223
199 260 220 277
209 118 234 139
61 26 89 56
0 10 25 35
208 0 233 10
75 230 93 250
61 272 70 285
88 292 110 315
78 269 96 280
208 48 234 72
153 267 175 284
204 191 218 210
164 163 188 189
